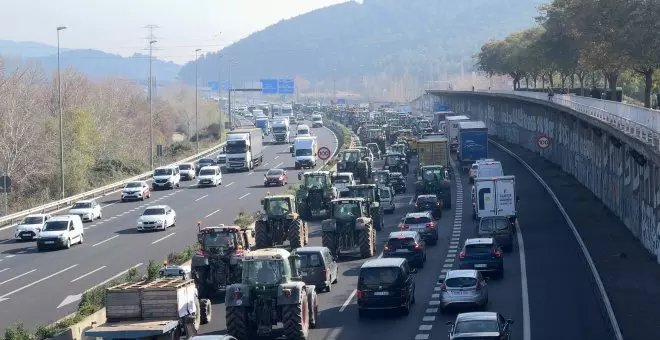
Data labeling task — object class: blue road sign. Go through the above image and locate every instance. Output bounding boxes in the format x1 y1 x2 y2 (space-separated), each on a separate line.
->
278 79 295 94
434 103 450 111
336 98 346 105
220 80 230 90
280 95 286 101
208 81 219 91
261 79 278 94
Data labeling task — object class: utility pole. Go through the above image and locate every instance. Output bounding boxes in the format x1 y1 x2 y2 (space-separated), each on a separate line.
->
57 26 67 199
194 48 201 154
144 25 159 170
227 60 236 129
332 68 337 102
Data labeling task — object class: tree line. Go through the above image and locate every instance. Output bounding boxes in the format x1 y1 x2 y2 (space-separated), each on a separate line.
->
0 58 222 216
475 0 660 108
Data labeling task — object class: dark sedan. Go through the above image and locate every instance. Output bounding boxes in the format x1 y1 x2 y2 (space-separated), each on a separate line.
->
264 168 288 186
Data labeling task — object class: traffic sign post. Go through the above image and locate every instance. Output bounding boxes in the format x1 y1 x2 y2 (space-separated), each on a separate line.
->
157 144 164 166
318 147 332 161
0 175 10 216
536 135 550 149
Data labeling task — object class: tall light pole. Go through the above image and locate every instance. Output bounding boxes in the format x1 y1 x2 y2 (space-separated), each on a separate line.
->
148 40 157 170
57 26 67 199
194 48 201 153
227 60 237 129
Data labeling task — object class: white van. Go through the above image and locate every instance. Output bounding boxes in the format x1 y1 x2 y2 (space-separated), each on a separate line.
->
153 166 181 190
36 215 84 251
469 159 503 183
178 163 196 180
311 115 323 128
297 124 311 137
294 137 318 169
197 165 223 187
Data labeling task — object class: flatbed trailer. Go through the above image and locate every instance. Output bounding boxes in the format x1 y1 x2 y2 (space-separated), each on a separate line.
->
85 319 182 339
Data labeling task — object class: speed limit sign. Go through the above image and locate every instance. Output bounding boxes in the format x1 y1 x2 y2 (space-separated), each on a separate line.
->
318 147 332 160
536 135 550 149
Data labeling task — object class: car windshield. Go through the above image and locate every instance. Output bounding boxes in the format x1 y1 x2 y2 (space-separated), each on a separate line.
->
334 175 351 184
349 188 373 201
296 149 313 156
359 267 400 286
454 320 499 334
417 196 438 204
404 216 432 224
43 220 68 231
179 164 191 170
298 129 309 135
298 252 323 268
154 168 173 176
379 189 390 199
23 216 44 224
423 169 446 180
72 202 91 209
465 244 494 254
143 208 165 216
125 182 142 188
480 218 510 232
334 203 360 219
342 152 359 162
267 169 283 176
199 169 216 176
243 260 287 285
199 159 214 165
202 232 234 247
387 237 416 248
445 276 478 288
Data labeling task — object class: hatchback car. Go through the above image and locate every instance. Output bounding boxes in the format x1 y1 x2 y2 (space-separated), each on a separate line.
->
399 212 438 245
383 231 427 268
458 238 504 278
447 312 514 339
293 246 338 292
389 172 407 193
356 258 416 316
379 186 396 214
15 214 51 241
439 270 488 312
263 168 288 186
415 194 442 218
478 216 514 252
121 181 151 202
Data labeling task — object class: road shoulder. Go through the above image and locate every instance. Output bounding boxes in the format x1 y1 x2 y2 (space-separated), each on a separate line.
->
490 137 660 340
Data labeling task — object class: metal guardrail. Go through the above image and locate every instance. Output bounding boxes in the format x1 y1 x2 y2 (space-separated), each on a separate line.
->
0 114 242 228
443 89 660 153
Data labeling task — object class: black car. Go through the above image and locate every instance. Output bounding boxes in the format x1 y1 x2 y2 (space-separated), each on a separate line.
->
415 194 442 218
196 158 216 174
357 258 416 316
382 231 427 268
389 172 407 193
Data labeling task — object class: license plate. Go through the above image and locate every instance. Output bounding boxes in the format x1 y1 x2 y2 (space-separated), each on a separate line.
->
373 291 389 296
474 264 487 268
44 241 54 244
395 249 409 253
452 291 470 295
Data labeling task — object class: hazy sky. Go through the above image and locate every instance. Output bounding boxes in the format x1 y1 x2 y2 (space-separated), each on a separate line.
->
1 0 357 64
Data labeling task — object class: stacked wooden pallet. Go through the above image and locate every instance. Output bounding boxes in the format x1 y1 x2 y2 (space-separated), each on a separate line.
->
106 278 195 321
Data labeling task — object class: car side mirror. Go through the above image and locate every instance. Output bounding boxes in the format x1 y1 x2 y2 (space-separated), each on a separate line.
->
507 319 514 324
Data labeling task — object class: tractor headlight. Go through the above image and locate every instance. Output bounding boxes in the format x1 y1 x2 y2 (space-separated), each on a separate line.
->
261 216 267 221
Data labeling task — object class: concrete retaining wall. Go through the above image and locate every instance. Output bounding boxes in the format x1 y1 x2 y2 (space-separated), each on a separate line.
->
430 92 660 262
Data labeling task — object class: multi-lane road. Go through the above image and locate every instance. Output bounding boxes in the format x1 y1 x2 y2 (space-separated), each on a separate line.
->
0 118 338 329
0 117 619 340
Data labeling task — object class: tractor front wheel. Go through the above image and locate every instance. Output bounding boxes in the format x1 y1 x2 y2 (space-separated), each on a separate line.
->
288 219 305 249
283 292 310 340
226 306 254 340
255 220 272 249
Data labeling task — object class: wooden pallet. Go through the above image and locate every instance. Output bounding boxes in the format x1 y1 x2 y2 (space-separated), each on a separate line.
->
106 279 195 320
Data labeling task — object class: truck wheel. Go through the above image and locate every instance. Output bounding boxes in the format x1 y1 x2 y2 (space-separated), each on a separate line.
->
288 219 304 249
359 226 375 258
283 293 310 340
255 220 272 249
321 231 337 257
226 306 253 340
200 299 212 324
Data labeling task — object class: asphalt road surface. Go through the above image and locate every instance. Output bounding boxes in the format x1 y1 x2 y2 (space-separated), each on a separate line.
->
0 118 338 330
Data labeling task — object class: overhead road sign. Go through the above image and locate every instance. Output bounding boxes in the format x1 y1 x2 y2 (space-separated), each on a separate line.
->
208 81 219 91
260 79 278 94
278 79 295 94
434 103 450 112
336 99 346 105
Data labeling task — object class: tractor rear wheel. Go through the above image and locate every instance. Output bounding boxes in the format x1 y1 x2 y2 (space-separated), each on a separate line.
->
288 219 304 249
322 231 337 257
255 220 272 249
283 291 310 340
200 299 212 324
359 225 375 258
226 306 253 340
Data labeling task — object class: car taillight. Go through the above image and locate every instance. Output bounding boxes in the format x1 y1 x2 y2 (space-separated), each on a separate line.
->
475 280 482 290
400 288 406 298
425 222 435 229
384 245 390 251
459 250 466 259
436 201 440 206
195 250 206 257
439 283 447 292
232 291 242 300
357 290 365 300
400 224 409 230
321 268 327 278
493 248 502 258
413 243 422 251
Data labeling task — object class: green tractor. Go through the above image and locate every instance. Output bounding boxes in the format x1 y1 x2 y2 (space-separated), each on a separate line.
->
345 184 383 231
295 171 338 219
321 198 376 259
415 165 452 209
225 248 318 340
336 149 369 184
255 195 309 249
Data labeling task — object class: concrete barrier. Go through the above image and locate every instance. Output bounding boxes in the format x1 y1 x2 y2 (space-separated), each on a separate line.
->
422 90 660 262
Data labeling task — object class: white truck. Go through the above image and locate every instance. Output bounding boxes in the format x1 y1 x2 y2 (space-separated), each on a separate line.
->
226 128 264 172
271 118 290 143
293 136 318 169
472 176 518 223
446 115 470 152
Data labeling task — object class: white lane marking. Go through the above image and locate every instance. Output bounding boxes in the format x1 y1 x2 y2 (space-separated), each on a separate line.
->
91 263 143 290
425 308 438 313
205 209 220 218
16 251 26 254
108 216 116 220
423 316 435 322
5 255 15 258
419 325 432 331
274 162 283 168
274 156 279 159
104 202 117 208
263 162 269 167
409 196 415 205
0 268 8 273
415 334 430 340
92 235 119 247
238 193 250 200
338 288 356 312
225 182 234 187
248 172 254 176
0 269 36 286
195 195 208 202
152 232 176 244
428 300 440 306
0 264 79 302
492 140 621 340
71 265 107 282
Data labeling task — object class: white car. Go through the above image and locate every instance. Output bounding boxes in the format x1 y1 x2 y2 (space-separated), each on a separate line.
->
15 214 52 241
137 205 176 231
121 181 151 202
68 199 102 222
197 166 222 187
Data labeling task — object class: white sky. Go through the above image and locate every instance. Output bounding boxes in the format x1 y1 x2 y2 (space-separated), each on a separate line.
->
0 0 357 64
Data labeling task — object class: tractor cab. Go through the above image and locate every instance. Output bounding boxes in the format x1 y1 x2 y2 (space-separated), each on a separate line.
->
298 171 332 190
240 248 303 286
261 195 296 218
419 165 450 184
384 152 408 175
372 170 392 188
328 198 369 221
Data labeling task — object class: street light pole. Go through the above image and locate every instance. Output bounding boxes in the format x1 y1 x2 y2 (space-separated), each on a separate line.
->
195 48 201 154
57 26 67 199
148 40 157 170
228 60 233 129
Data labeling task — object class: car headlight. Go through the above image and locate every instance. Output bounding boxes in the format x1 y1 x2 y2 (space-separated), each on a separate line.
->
137 221 144 225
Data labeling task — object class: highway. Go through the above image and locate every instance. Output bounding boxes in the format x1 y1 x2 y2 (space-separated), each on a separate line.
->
0 118 338 330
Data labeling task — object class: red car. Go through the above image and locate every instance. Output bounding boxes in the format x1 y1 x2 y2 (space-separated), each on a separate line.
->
264 168 288 186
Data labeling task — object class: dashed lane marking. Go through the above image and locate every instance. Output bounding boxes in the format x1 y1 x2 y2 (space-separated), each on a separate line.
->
205 209 220 218
5 255 15 258
152 232 176 245
92 235 119 247
0 269 36 286
71 265 106 283
238 193 250 200
0 268 8 273
195 195 208 202
225 182 234 187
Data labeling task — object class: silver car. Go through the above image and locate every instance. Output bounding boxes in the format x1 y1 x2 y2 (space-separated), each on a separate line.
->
379 186 395 214
439 269 488 312
447 312 513 339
